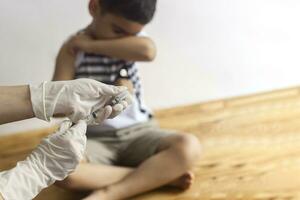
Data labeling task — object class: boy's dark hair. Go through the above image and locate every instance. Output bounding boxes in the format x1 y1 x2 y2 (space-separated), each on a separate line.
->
99 0 157 24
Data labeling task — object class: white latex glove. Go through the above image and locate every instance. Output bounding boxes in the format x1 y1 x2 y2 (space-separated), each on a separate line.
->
29 78 133 124
0 120 87 200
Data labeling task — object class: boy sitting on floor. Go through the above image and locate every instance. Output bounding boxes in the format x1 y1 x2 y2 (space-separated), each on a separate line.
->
53 0 202 199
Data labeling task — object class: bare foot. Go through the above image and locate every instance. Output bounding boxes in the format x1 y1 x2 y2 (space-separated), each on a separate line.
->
168 171 195 190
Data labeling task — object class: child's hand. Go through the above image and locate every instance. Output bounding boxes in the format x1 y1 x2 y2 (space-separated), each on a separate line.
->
68 33 93 54
116 78 134 94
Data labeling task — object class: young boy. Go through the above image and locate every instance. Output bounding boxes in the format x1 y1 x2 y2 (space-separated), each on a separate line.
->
53 0 202 199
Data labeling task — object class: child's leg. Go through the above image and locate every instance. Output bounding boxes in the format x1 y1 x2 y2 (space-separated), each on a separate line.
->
56 163 133 191
57 159 194 191
56 137 130 190
83 133 202 200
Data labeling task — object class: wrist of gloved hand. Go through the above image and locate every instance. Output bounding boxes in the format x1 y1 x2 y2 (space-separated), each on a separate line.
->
30 82 49 121
0 157 51 200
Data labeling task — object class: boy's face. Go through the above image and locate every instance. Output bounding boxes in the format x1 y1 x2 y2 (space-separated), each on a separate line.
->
89 4 145 39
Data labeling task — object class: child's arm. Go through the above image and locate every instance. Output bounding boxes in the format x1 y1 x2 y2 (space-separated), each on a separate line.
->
70 34 156 62
52 42 76 81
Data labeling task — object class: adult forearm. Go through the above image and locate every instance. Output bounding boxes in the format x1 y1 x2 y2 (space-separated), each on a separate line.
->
0 85 35 124
87 37 156 61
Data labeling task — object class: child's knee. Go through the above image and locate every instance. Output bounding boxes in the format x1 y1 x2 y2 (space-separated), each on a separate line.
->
171 134 202 167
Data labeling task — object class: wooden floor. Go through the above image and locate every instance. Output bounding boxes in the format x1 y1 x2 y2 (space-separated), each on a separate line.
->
2 87 300 199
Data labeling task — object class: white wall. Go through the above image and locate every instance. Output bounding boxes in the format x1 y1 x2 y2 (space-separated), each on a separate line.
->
1 0 300 134
141 0 300 108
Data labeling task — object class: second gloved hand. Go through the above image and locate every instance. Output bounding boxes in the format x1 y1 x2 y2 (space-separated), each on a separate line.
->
0 120 87 200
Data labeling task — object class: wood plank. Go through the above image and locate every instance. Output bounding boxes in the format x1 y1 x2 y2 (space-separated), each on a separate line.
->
1 87 300 199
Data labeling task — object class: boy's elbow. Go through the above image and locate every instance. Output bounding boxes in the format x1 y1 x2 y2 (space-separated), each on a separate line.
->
140 40 157 61
143 48 156 61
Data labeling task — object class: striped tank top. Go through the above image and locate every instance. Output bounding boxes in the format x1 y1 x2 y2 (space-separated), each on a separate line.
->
74 51 153 131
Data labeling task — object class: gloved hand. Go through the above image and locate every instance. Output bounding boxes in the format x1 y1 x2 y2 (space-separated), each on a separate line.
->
29 78 133 124
0 120 87 200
